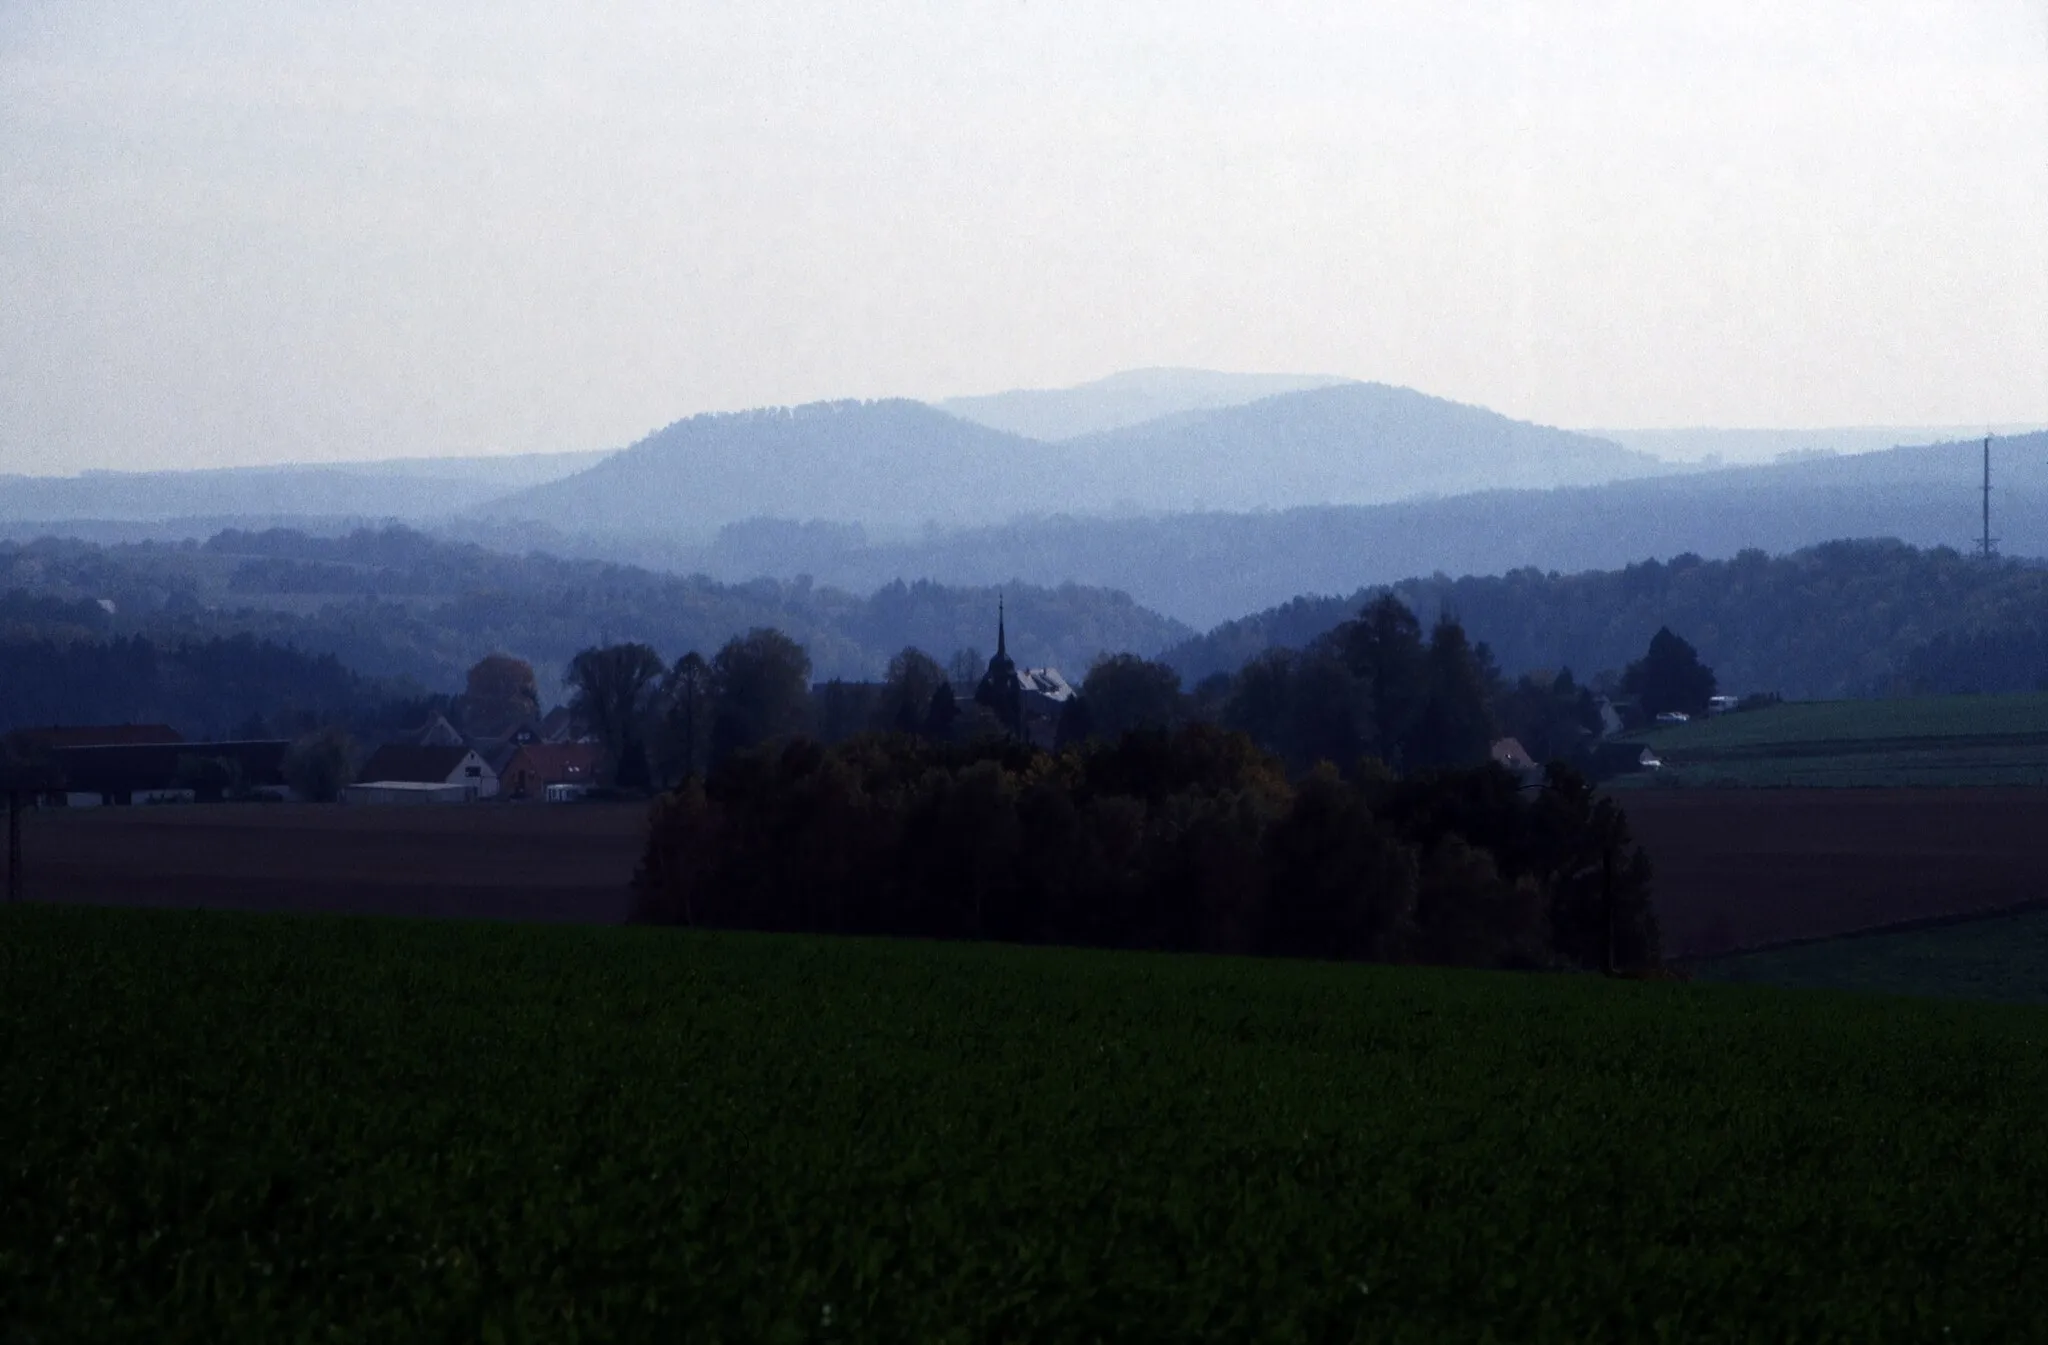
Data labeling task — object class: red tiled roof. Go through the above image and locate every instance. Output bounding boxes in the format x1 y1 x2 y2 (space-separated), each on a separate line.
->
501 743 601 789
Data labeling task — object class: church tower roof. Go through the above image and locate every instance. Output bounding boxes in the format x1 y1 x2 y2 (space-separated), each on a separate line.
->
975 596 1021 734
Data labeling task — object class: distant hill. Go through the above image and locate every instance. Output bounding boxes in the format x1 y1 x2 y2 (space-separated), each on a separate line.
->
475 400 1059 538
1588 424 2048 466
1053 382 1664 512
0 451 611 524
937 367 1353 441
479 384 1665 537
610 430 2048 629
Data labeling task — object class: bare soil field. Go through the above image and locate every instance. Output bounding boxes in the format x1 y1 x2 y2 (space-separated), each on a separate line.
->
1623 788 2048 959
12 791 2047 961
8 803 647 923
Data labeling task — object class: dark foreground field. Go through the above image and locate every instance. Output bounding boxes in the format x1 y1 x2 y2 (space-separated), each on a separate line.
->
1695 906 2048 1006
6 904 2048 1342
10 802 645 922
15 789 2048 959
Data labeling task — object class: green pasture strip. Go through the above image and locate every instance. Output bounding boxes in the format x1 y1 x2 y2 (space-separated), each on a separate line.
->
1638 692 2048 753
1608 745 2048 789
1691 907 2048 1006
6 905 2048 1343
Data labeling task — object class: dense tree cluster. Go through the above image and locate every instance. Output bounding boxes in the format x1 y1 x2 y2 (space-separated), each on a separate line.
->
635 724 1659 973
1212 597 1500 774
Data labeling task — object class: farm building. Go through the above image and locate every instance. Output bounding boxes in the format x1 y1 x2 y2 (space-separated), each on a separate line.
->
500 743 601 800
12 724 184 750
340 780 476 806
354 744 499 801
43 740 292 807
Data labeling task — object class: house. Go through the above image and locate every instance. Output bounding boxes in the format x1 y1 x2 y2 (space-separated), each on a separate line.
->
1012 666 1075 749
412 715 468 748
354 744 498 800
45 740 291 807
500 742 601 801
1489 737 1544 785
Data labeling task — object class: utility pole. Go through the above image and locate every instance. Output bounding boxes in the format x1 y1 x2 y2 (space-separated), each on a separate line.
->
6 790 20 903
1981 435 1998 561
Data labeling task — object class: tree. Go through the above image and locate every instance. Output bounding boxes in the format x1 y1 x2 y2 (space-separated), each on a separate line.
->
565 642 666 784
284 727 355 803
1344 595 1427 767
710 628 813 764
1079 654 1183 741
1408 615 1496 770
877 646 946 736
655 651 713 783
462 653 540 733
1492 668 1603 765
1621 627 1717 717
924 681 960 740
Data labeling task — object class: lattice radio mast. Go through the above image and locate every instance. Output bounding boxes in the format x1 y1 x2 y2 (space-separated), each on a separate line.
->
1978 435 1999 561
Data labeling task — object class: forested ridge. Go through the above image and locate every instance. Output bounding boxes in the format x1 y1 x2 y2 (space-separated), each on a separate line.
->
1168 540 2048 699
0 527 1190 702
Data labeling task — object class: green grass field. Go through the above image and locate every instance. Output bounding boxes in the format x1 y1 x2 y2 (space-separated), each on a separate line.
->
7 904 2048 1342
1617 692 2048 787
1692 906 2048 1006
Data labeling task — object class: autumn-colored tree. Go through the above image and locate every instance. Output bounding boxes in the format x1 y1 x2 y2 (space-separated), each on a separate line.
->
462 653 540 734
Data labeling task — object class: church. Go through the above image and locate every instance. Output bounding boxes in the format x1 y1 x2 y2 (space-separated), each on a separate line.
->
971 599 1076 750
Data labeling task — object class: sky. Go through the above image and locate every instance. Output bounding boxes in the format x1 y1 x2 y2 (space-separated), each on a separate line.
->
3 1 2046 473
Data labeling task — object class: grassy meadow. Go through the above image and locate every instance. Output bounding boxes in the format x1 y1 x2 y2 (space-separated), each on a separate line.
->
7 903 2048 1342
1617 691 2048 787
1692 906 2048 1006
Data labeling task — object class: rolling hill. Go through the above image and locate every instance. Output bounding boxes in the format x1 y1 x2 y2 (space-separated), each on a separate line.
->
476 384 1668 536
936 367 1354 440
1053 381 1665 511
0 451 611 525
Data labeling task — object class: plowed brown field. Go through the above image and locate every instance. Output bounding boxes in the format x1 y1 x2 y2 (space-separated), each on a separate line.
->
8 802 646 923
1623 788 2048 958
12 790 2047 959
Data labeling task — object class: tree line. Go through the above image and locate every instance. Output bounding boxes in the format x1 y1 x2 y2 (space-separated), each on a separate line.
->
0 631 435 744
634 725 1660 974
564 597 1718 789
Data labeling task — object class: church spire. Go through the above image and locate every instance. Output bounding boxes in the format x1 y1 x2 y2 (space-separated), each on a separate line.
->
996 594 1007 660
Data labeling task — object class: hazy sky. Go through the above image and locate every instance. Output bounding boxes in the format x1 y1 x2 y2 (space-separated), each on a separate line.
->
4 1 2046 473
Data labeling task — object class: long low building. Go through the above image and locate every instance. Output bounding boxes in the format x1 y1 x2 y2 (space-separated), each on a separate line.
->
45 740 292 807
340 781 476 806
